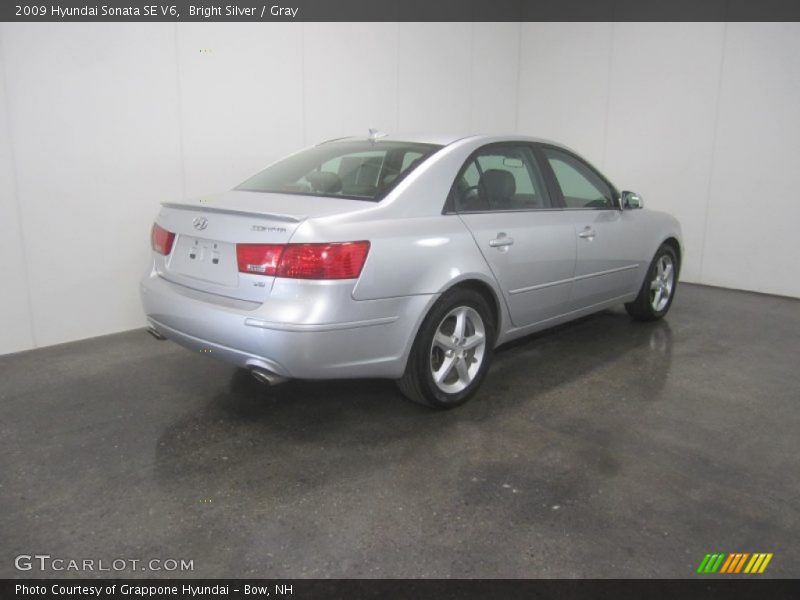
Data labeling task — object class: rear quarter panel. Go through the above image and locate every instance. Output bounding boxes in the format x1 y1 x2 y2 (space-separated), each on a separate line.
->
283 136 506 304
290 214 500 302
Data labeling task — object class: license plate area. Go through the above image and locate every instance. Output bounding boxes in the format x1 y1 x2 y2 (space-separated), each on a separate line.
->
168 235 239 287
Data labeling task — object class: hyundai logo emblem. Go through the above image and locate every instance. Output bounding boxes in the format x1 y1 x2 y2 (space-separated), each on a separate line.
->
193 217 208 231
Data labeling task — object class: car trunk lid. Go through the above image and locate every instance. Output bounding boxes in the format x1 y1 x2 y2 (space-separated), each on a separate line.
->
154 190 370 302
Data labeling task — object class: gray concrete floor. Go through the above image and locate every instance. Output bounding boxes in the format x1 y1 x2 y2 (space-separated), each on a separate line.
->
1 283 798 578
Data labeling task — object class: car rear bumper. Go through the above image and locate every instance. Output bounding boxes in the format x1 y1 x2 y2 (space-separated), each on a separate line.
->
139 272 434 379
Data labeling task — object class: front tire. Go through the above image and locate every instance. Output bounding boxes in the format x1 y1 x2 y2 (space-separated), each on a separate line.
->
397 288 496 409
625 243 679 321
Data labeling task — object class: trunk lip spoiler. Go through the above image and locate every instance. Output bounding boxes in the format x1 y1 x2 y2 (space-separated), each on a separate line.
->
161 201 305 223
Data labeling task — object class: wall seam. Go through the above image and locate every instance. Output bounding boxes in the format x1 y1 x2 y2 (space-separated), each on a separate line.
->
0 26 37 349
173 23 187 199
301 23 307 144
600 22 615 169
514 22 523 132
698 22 728 283
395 22 400 133
469 22 475 130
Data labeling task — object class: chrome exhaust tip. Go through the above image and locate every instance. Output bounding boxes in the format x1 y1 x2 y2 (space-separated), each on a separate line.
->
249 367 288 386
147 327 166 341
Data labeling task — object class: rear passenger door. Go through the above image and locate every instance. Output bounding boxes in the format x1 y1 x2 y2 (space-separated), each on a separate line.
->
452 143 577 328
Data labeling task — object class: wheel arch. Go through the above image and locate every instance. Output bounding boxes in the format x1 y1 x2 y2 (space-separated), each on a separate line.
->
662 236 682 275
401 273 507 368
396 275 504 407
444 277 504 335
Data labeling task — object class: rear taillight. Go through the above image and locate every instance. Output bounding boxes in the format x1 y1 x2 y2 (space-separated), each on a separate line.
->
236 241 370 280
237 244 284 276
277 242 371 279
151 223 175 255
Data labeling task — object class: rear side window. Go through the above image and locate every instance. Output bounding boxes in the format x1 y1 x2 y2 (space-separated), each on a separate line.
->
237 141 442 201
452 145 551 212
401 151 424 171
542 147 615 209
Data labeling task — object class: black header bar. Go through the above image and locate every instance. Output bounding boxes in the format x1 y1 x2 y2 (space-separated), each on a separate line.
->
3 0 800 22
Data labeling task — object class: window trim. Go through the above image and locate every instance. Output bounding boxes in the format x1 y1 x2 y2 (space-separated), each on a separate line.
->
442 142 555 215
534 143 621 211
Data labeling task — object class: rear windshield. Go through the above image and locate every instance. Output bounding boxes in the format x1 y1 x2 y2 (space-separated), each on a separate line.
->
236 140 442 201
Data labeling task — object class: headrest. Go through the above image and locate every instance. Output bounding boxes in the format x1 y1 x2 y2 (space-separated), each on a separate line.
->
480 169 516 204
305 171 342 194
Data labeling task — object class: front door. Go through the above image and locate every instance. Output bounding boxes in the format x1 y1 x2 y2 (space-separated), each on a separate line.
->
539 146 642 309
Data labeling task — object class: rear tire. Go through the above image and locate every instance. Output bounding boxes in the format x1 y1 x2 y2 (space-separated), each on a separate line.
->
397 288 496 409
625 243 679 321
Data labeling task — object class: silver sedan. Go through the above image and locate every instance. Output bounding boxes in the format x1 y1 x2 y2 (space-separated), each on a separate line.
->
140 133 682 408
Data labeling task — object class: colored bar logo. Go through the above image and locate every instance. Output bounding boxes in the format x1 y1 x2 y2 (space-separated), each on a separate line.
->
697 553 773 574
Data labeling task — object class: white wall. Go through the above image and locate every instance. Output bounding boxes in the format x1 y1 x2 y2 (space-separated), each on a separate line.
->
605 23 724 284
0 23 183 353
175 22 522 198
1 22 798 355
0 43 34 354
517 23 613 167
517 22 800 296
176 23 304 197
702 23 800 298
0 22 520 354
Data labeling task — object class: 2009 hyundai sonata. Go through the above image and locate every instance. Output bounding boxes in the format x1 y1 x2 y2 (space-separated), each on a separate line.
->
140 133 682 408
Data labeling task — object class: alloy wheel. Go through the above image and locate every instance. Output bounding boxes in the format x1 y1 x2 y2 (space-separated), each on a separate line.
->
650 254 675 312
429 306 487 394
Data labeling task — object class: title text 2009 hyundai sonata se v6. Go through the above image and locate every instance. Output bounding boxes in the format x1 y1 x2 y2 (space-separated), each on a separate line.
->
140 133 682 408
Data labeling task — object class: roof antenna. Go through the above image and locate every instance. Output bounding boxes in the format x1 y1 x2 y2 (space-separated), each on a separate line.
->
368 128 387 143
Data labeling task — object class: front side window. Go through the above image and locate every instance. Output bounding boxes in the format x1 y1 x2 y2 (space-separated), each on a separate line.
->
452 145 551 212
237 141 441 201
542 148 615 209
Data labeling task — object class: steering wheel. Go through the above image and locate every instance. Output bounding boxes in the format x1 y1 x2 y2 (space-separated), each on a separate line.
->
457 184 480 205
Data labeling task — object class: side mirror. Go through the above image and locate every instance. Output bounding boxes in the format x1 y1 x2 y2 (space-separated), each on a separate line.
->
621 190 643 210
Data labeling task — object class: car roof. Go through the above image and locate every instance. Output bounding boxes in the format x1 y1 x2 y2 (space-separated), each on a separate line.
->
321 132 567 148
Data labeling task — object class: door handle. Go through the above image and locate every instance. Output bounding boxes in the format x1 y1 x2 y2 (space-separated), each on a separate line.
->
578 227 596 240
489 233 514 248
